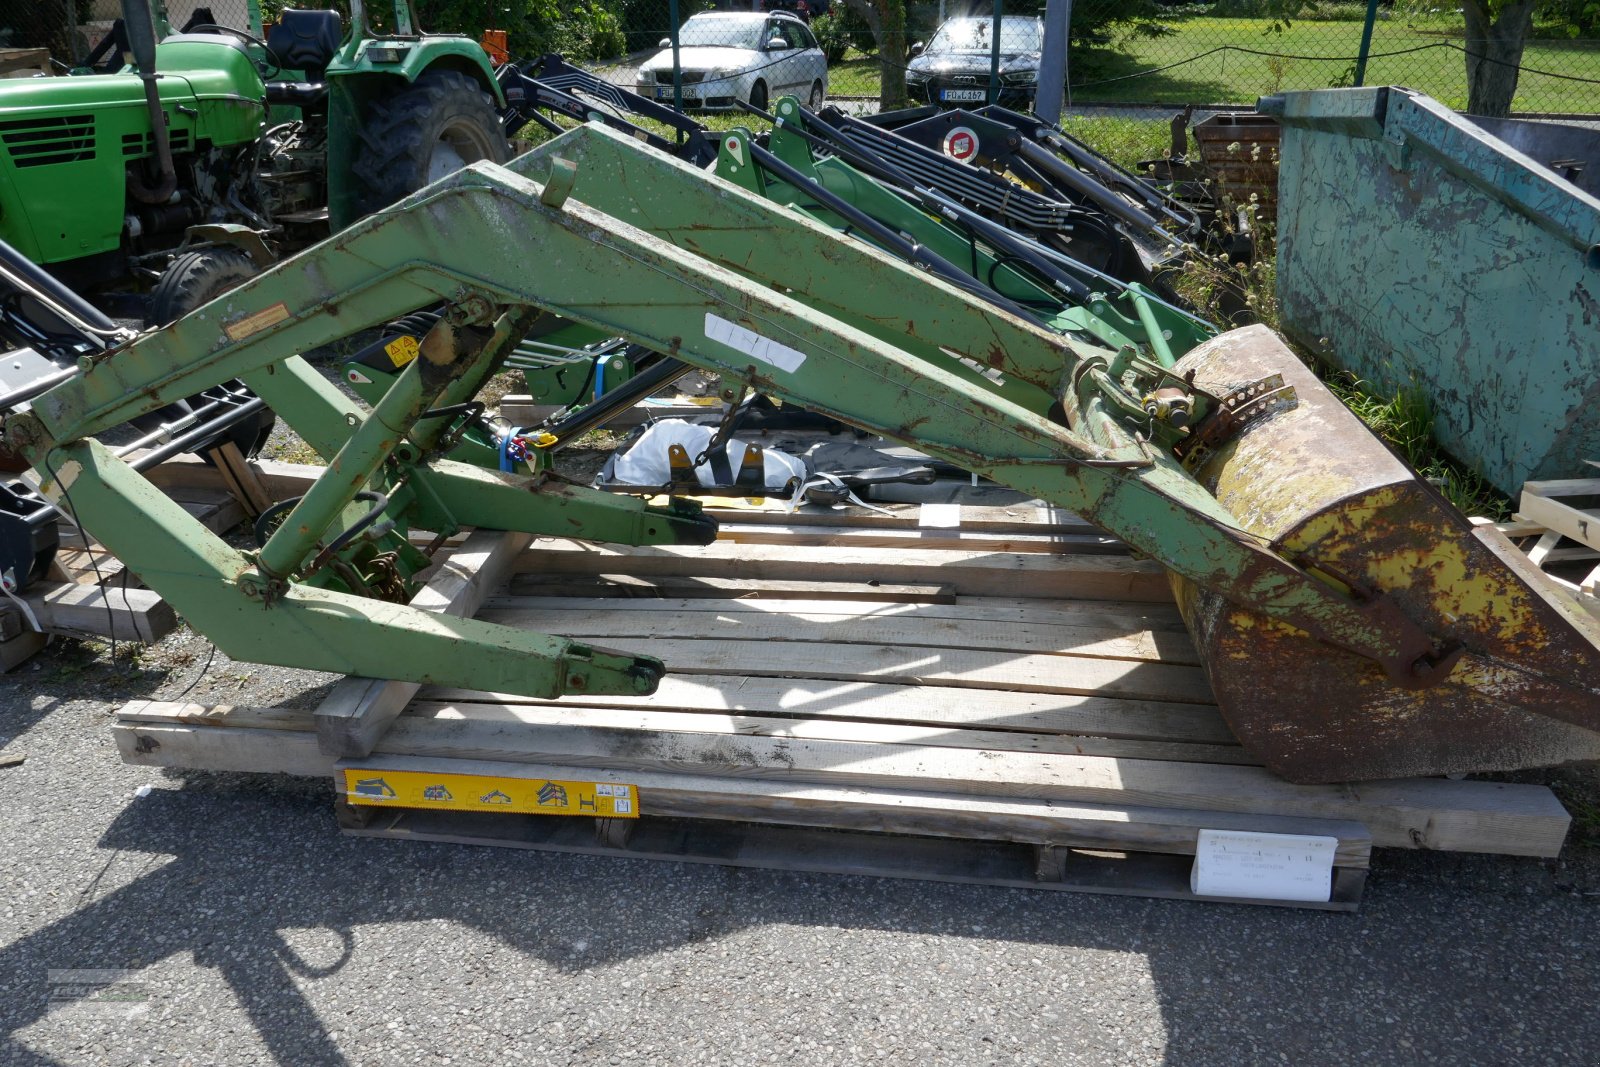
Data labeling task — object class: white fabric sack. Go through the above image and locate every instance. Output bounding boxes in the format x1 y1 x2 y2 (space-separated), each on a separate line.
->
608 419 806 490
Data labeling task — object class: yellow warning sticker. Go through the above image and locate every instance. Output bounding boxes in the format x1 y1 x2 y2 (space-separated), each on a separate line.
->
342 769 639 818
383 335 420 368
223 301 291 341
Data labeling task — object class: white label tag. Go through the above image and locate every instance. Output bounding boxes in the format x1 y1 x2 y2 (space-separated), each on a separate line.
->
918 503 961 529
1190 829 1338 902
705 313 807 373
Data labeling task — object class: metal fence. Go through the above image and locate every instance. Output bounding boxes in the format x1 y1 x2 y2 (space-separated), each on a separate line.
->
5 1 1598 163
1066 0 1600 118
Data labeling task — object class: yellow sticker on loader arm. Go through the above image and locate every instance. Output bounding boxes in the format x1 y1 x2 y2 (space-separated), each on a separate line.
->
342 768 638 818
384 335 420 368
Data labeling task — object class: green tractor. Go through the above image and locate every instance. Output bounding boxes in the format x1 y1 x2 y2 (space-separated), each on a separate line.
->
0 0 509 322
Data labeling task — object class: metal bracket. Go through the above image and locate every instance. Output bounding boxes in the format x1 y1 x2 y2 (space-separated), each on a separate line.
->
1177 373 1298 473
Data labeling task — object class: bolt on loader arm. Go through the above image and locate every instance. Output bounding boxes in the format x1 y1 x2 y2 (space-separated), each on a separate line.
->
7 131 1599 781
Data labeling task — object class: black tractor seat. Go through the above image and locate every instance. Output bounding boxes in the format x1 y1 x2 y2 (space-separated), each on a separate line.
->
265 8 343 108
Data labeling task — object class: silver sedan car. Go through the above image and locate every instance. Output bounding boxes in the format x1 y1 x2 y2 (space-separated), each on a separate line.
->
637 11 828 112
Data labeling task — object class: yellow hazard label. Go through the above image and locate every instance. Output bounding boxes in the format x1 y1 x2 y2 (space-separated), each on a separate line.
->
383 335 420 368
223 301 291 341
342 769 639 818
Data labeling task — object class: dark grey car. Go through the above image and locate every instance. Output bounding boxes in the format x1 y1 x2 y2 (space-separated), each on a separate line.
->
904 16 1044 109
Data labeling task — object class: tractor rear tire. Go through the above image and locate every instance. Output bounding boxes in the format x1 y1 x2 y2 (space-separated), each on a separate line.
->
350 69 510 218
145 246 276 459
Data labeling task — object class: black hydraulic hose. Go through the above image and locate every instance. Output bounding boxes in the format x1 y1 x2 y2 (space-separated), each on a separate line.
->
747 106 1100 305
0 366 82 415
126 396 270 476
0 239 121 340
9 394 271 528
748 101 932 203
979 105 1197 227
912 189 1095 302
541 354 691 447
741 135 1048 326
1013 139 1169 237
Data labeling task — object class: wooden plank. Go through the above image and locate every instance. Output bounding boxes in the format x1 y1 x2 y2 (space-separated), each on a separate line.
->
476 604 1201 666
331 751 1366 865
0 48 51 76
508 574 962 604
312 529 532 759
343 809 1367 911
25 582 177 643
517 540 1173 603
110 701 1572 854
204 441 274 517
142 453 320 501
415 676 1237 744
399 699 1252 764
0 631 46 672
576 638 1212 703
1519 490 1600 553
494 589 1188 631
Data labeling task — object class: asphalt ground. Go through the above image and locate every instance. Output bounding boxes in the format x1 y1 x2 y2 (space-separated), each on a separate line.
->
3 617 1600 1067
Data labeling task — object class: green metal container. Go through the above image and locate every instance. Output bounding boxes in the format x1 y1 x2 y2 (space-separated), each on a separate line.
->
1264 86 1600 496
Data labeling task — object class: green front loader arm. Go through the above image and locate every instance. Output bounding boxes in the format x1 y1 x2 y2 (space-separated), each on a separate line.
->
8 144 1453 686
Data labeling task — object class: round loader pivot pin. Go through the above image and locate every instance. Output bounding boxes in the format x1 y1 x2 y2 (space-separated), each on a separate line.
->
942 127 980 163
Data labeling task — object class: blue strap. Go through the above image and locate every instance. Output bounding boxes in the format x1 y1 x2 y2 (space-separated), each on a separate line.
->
499 426 523 472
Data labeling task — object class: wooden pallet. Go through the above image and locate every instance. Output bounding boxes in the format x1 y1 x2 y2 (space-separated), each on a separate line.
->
109 477 1575 910
0 457 252 670
1474 467 1600 619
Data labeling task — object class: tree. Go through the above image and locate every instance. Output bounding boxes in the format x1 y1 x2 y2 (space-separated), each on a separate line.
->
839 0 908 110
1461 0 1538 116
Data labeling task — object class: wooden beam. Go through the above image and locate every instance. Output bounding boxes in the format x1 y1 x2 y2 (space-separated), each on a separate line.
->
415 676 1237 744
112 700 1573 855
204 440 274 517
507 574 962 604
337 753 1372 866
516 540 1173 603
400 699 1252 764
476 604 1201 666
26 583 177 643
492 589 1189 631
311 529 532 759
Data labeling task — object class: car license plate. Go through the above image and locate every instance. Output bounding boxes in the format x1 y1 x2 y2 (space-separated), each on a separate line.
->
941 89 985 102
655 86 672 100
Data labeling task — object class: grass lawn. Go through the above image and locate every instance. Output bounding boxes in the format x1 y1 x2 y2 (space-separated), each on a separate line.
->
816 17 1600 115
1070 13 1600 114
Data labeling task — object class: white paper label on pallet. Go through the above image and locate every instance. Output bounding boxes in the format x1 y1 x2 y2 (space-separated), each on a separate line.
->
918 503 962 529
705 313 807 373
1190 829 1338 902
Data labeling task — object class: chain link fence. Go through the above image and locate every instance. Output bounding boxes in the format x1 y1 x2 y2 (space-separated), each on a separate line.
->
1067 0 1600 117
3 1 1596 170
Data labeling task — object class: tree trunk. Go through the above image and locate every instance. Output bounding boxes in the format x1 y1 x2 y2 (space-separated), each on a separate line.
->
841 0 908 110
1461 0 1536 117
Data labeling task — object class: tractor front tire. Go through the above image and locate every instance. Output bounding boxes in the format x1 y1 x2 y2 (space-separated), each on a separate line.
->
351 70 510 218
146 247 276 459
149 246 259 326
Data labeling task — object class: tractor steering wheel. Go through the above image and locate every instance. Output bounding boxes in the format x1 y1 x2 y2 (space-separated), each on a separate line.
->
189 23 284 79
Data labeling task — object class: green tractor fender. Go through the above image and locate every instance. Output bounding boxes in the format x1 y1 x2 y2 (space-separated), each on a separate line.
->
325 40 508 230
